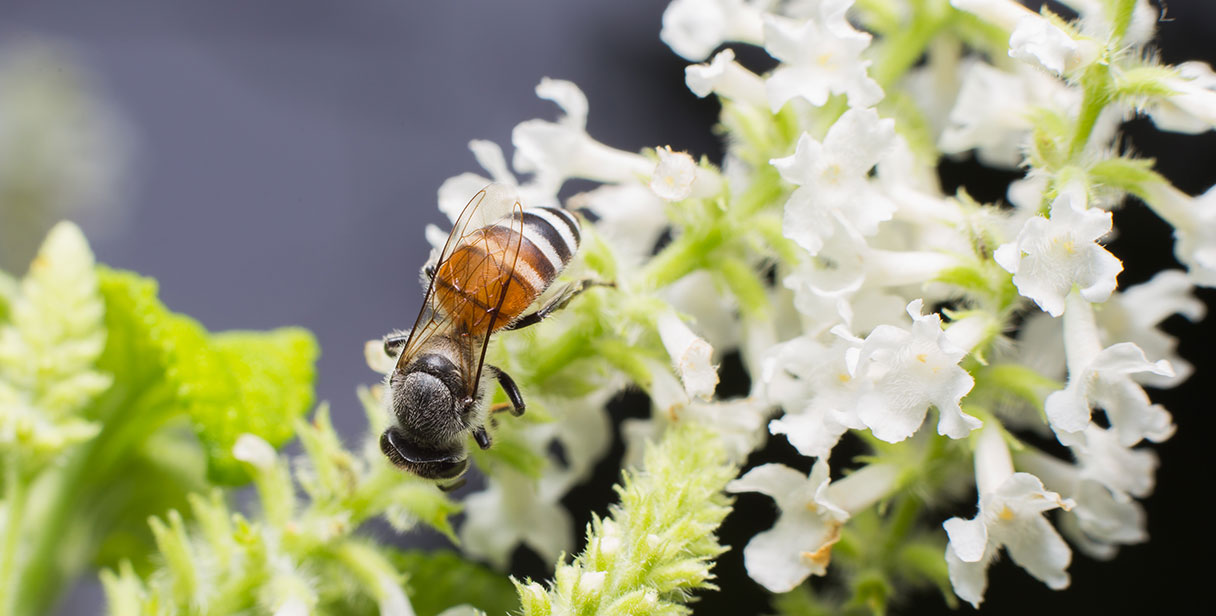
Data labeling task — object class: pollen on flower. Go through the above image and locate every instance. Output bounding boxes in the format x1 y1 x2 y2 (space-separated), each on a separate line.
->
997 505 1015 521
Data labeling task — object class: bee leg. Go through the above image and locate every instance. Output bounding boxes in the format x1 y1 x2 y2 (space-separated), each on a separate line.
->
438 477 467 492
382 331 410 357
472 426 492 450
504 279 613 331
487 365 525 416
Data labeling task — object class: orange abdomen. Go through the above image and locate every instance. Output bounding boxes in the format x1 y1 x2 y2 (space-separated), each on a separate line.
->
434 226 542 335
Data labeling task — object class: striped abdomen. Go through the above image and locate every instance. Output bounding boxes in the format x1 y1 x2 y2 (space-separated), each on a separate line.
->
434 206 580 334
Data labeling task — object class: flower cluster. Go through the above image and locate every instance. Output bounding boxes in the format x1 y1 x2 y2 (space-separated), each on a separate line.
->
18 0 1206 614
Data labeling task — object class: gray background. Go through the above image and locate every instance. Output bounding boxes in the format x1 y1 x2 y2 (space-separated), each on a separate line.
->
3 1 1215 614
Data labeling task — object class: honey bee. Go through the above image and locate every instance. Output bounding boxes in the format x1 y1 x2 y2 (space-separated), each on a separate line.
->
378 184 594 488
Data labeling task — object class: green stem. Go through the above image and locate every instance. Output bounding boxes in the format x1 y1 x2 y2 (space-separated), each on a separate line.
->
12 386 171 616
869 0 954 90
1109 0 1138 43
1068 63 1112 159
638 225 725 291
0 456 28 616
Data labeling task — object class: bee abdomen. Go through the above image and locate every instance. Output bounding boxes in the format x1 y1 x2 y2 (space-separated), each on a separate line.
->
520 206 580 279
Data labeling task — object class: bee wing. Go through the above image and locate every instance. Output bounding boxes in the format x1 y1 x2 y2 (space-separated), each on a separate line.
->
464 196 525 396
395 186 525 388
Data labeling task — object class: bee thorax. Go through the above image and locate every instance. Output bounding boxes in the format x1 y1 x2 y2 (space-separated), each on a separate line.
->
391 371 465 439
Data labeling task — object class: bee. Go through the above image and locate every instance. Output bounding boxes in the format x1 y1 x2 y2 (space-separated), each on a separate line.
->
378 184 595 488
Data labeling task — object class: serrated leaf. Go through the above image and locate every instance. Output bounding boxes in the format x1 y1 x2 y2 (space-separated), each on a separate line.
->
96 268 319 483
390 549 518 616
186 327 319 482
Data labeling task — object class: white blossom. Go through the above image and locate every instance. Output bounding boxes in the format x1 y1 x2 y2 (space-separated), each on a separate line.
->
1147 61 1216 134
772 107 897 255
728 461 899 592
660 0 766 61
762 2 883 111
851 301 981 442
764 331 865 459
994 190 1123 317
944 427 1074 608
567 183 669 268
656 309 719 400
1007 14 1085 76
1139 181 1216 287
460 467 573 569
648 146 721 202
940 60 1079 167
438 139 557 220
1045 291 1175 445
1017 427 1155 559
684 48 768 107
512 79 652 197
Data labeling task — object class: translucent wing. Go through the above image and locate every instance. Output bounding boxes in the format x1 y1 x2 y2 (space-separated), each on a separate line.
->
396 184 525 399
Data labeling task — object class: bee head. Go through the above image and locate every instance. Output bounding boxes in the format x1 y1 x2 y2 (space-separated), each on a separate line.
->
380 426 469 480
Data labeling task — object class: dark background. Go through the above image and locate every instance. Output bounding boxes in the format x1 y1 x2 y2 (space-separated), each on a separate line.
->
2 1 1213 614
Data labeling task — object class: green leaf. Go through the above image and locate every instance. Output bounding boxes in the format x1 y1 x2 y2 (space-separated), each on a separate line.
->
96 268 320 483
189 327 319 482
390 549 518 616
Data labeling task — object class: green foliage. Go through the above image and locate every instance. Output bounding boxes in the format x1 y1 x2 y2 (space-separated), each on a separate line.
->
95 268 319 483
514 423 736 616
102 401 462 615
0 223 321 616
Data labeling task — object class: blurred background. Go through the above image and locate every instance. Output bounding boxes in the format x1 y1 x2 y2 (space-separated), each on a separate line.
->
1 1 1212 614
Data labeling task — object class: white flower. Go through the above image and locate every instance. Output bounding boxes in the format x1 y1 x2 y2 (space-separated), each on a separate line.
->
1098 270 1204 388
656 310 718 400
939 60 1079 168
650 146 697 201
1045 291 1175 445
728 461 898 592
511 79 652 197
944 427 1074 608
851 301 981 442
951 0 1094 75
994 190 1123 317
1146 61 1216 134
762 3 883 111
763 331 865 459
567 183 669 268
1007 14 1084 75
460 388 613 567
1139 181 1216 287
1017 426 1154 559
1015 270 1203 388
684 48 768 107
772 107 896 255
660 0 765 61
460 467 573 569
438 140 557 221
